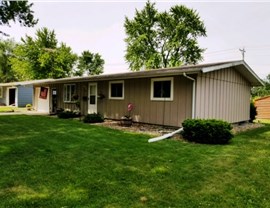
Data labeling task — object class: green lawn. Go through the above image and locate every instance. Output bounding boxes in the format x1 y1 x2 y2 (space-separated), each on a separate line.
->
0 116 270 207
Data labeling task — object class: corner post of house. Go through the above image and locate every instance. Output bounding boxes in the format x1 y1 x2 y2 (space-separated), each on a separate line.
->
183 73 196 119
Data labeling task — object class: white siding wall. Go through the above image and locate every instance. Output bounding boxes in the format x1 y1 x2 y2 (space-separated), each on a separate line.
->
34 87 50 113
195 67 251 123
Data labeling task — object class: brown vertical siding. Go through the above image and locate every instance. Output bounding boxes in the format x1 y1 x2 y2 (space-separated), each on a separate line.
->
195 67 251 123
44 75 192 126
48 83 88 114
98 76 192 127
255 96 270 119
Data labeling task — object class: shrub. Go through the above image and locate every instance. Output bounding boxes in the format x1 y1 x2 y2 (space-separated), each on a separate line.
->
83 113 104 123
250 101 257 122
26 104 32 111
181 119 233 144
57 110 80 119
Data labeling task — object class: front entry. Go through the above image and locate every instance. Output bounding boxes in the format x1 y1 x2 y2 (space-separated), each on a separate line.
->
51 88 58 114
8 88 16 106
88 83 97 114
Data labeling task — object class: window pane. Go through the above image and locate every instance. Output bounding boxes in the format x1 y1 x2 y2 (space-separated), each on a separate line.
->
66 85 70 101
162 81 171 98
64 84 76 102
111 83 123 97
153 80 171 98
71 85 75 101
154 82 162 98
90 95 96 104
90 85 96 95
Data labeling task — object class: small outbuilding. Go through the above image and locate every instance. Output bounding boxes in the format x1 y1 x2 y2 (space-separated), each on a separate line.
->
255 96 270 119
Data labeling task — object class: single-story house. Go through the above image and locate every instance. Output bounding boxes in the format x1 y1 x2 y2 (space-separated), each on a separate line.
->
0 79 53 107
32 60 263 127
255 96 270 119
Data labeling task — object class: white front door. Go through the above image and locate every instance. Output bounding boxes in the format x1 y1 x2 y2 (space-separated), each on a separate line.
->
88 83 97 114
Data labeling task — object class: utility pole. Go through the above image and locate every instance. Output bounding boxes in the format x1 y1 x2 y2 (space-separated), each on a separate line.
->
239 47 246 60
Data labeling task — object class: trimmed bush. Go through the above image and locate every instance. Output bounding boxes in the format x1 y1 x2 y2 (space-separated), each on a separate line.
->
83 113 104 123
181 119 233 144
250 101 257 122
57 110 80 119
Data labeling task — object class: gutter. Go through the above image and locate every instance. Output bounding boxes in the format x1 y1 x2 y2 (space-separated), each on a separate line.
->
183 73 196 119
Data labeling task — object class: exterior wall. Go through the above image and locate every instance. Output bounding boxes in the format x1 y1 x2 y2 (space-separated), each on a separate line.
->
17 85 33 107
0 86 32 107
195 67 251 123
0 86 6 105
255 96 270 119
48 82 88 114
45 76 193 127
98 76 193 127
33 87 50 113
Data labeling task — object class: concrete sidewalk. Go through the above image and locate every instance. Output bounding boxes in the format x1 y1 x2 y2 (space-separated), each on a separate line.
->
0 111 49 116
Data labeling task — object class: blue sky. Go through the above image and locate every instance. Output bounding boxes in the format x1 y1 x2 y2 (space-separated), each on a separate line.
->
2 1 270 79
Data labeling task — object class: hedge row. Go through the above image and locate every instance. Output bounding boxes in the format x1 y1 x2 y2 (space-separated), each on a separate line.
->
181 119 233 144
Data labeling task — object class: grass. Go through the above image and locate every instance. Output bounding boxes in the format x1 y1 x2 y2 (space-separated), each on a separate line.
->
0 106 17 112
0 115 270 207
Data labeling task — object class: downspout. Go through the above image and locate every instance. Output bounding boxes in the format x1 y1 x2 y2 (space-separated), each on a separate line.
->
183 73 196 119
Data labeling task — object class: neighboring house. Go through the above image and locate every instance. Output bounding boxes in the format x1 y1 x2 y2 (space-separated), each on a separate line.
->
254 96 270 119
0 79 53 107
32 60 263 127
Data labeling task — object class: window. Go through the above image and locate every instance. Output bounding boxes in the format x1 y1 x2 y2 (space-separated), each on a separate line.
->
0 87 2 98
64 84 76 102
151 77 174 101
109 81 124 99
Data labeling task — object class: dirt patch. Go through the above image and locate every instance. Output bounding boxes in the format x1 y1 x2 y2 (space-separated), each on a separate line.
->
93 120 179 137
94 120 264 138
232 122 264 134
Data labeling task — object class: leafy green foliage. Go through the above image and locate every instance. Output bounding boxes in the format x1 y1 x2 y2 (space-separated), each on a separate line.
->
83 113 104 123
76 50 104 76
251 74 270 98
182 119 233 144
0 38 17 82
0 1 38 36
250 101 257 122
10 27 78 80
124 1 206 71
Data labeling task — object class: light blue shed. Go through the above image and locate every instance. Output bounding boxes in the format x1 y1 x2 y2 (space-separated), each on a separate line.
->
0 79 52 107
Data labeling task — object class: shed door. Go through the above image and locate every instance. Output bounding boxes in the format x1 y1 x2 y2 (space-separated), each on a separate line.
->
88 83 97 114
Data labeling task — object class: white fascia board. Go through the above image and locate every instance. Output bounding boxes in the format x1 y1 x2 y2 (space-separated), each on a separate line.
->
201 61 242 73
202 60 264 86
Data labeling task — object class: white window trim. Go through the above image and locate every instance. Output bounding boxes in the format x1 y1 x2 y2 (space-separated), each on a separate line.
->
151 77 174 101
63 84 76 103
109 80 124 100
0 87 2 98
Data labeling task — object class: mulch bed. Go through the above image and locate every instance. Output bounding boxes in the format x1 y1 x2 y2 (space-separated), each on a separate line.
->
94 119 264 138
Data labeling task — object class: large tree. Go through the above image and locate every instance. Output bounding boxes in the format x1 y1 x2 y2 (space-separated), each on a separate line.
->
76 50 104 76
251 74 270 98
124 1 206 71
0 0 38 36
0 38 17 82
10 27 77 80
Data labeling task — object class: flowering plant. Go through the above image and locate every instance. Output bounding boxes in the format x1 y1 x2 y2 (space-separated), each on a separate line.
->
122 103 134 120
